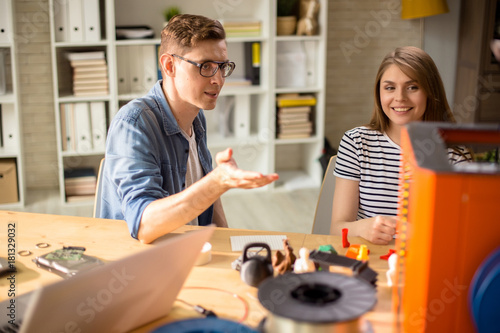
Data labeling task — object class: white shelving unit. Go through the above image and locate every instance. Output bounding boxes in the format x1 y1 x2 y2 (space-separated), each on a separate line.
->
49 0 327 204
0 0 25 207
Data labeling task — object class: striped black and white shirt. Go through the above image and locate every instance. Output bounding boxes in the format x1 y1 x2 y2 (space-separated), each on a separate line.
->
334 126 470 220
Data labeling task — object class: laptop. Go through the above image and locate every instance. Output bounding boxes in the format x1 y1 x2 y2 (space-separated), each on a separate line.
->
0 226 214 333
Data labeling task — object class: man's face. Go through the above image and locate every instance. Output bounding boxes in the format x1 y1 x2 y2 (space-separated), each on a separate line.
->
171 39 229 111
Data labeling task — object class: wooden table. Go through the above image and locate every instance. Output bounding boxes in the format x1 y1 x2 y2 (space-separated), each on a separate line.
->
0 210 395 332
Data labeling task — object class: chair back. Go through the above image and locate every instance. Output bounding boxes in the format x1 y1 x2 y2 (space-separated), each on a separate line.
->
311 155 337 234
93 158 105 218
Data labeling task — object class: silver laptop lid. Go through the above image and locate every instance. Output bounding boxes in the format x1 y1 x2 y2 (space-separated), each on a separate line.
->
20 226 214 333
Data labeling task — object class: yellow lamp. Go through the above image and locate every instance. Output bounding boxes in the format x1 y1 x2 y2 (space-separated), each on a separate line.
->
401 0 449 19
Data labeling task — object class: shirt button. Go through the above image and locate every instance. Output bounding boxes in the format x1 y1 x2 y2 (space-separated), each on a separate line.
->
185 149 189 154
182 183 185 188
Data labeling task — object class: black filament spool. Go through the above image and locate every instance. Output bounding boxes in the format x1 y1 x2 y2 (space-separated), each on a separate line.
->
290 283 341 305
258 272 376 323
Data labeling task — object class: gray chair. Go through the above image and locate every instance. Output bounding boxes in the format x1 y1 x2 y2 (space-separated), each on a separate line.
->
311 155 337 234
93 158 105 218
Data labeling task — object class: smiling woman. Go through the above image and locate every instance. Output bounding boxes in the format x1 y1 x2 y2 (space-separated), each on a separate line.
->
329 46 471 245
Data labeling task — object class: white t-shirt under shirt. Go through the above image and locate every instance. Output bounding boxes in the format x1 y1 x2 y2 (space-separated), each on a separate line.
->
334 126 470 220
181 127 204 226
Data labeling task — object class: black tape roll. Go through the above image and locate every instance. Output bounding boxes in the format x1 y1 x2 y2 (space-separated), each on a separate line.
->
258 272 376 323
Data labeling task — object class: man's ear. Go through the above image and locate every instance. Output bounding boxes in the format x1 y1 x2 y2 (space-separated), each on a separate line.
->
159 53 175 77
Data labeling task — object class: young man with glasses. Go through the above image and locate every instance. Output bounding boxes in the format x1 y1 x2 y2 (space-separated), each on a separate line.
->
100 14 278 243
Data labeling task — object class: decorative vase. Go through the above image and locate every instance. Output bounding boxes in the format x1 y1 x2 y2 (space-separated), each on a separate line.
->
277 16 297 35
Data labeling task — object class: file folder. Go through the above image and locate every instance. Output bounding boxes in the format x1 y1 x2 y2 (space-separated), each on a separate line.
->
142 45 158 89
68 0 84 42
1 103 18 151
116 47 130 94
73 102 92 152
0 0 11 43
0 50 6 95
129 45 143 93
53 0 69 42
82 0 101 41
90 101 107 152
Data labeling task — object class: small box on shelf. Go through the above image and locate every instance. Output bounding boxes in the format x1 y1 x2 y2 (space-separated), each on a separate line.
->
0 158 18 204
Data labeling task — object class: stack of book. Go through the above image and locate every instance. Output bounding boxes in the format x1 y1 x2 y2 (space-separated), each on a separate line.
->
276 94 316 139
66 51 109 97
64 167 97 202
220 20 261 37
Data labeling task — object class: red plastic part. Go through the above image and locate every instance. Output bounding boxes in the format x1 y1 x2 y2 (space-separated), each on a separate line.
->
380 248 396 260
342 228 350 248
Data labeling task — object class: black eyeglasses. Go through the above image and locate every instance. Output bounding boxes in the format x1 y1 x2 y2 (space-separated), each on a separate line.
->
170 54 235 78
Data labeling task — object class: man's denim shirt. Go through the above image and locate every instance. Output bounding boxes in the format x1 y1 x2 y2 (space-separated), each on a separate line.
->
99 80 214 239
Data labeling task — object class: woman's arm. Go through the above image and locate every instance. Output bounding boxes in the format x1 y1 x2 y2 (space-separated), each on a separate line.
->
330 177 396 245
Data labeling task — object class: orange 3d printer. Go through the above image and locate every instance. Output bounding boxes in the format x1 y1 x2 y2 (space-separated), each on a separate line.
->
393 122 500 332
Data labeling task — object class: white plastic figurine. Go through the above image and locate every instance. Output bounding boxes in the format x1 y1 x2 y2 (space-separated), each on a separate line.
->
386 253 398 287
294 247 315 273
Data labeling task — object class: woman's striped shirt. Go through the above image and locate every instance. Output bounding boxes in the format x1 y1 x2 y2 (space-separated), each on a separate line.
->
333 126 470 220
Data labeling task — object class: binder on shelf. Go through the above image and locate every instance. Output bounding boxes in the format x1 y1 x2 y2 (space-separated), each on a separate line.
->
217 96 235 137
82 0 101 42
53 0 69 42
119 45 158 95
244 42 261 85
73 102 92 153
303 40 317 87
116 47 130 94
0 0 11 43
0 104 17 150
0 50 6 96
235 95 251 138
59 104 67 151
62 103 76 151
142 45 158 90
128 45 143 93
0 105 3 147
89 101 107 152
68 0 84 42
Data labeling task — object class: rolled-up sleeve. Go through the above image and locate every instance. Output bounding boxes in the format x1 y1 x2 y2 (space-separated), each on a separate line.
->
103 107 174 238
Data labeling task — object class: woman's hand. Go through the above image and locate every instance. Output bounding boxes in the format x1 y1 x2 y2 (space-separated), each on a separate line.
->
360 215 397 245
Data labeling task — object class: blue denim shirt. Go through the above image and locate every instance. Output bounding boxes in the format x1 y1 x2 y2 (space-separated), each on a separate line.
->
99 80 214 239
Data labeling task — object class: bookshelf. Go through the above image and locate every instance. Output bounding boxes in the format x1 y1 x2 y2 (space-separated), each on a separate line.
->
49 0 116 204
49 0 327 203
0 0 25 207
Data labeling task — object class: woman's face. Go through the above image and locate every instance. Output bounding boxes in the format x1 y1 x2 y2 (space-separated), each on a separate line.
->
379 64 427 129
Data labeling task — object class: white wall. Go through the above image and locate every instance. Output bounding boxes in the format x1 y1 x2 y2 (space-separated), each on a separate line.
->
423 0 462 106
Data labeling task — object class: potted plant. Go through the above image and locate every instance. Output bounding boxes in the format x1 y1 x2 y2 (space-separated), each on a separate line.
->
163 6 181 27
277 0 298 35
